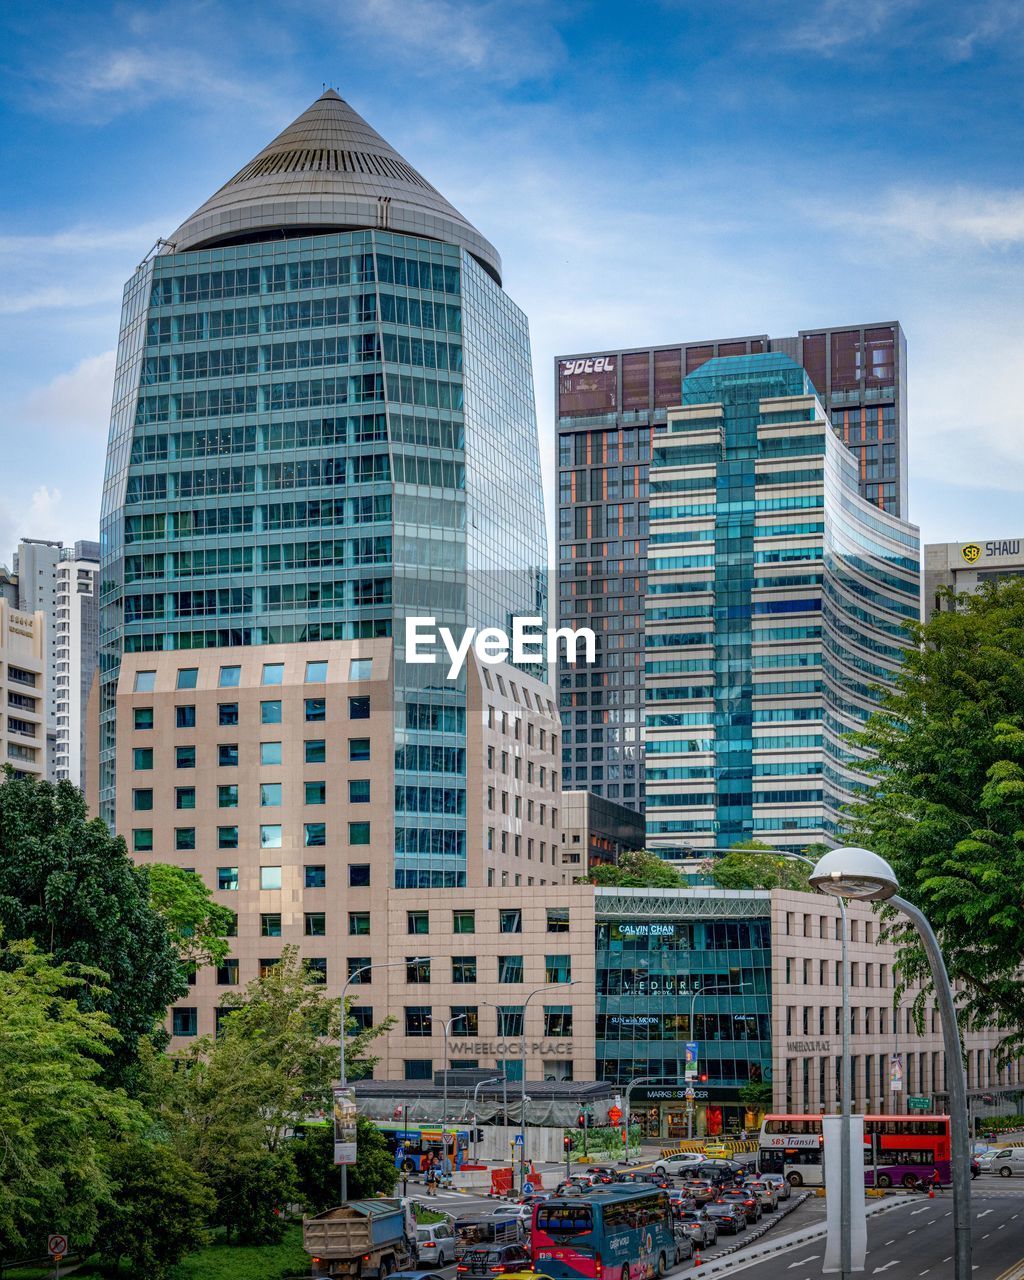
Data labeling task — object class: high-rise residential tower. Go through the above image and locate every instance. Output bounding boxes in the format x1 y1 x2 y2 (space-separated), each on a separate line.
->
12 537 99 787
98 90 548 897
644 352 919 850
556 324 907 811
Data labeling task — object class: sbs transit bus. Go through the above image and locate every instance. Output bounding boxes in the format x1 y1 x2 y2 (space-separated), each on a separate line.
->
531 1187 676 1280
758 1113 952 1188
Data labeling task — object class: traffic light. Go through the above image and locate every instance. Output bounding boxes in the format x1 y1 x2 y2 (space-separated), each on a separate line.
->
476 1128 485 1142
699 1073 708 1083
577 1112 586 1128
564 1134 572 1151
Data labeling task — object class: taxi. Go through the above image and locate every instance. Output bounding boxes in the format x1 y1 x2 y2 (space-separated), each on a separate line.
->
703 1142 733 1159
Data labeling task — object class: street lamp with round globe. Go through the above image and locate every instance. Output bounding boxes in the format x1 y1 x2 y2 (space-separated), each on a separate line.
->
809 846 971 1280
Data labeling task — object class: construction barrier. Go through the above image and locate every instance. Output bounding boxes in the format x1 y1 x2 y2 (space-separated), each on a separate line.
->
659 1139 759 1158
490 1167 514 1197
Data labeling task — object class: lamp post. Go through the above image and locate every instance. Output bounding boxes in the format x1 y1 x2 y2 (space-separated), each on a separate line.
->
440 1014 468 1181
681 981 753 1139
809 847 972 1280
338 956 429 1202
472 1075 503 1162
518 983 578 1193
736 846 853 1279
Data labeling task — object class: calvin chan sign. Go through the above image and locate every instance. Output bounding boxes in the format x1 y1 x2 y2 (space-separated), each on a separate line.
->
960 539 1021 564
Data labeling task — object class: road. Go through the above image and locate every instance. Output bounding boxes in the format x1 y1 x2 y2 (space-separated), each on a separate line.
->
410 1179 1024 1279
714 1188 1024 1280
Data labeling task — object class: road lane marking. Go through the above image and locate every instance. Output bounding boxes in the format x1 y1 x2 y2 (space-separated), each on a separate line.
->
884 1239 896 1246
911 1207 930 1215
977 1209 994 1218
872 1263 900 1274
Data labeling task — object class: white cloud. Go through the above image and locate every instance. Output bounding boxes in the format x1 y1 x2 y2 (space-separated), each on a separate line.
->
22 350 115 436
785 0 920 54
327 0 564 83
815 186 1024 248
0 222 167 258
0 488 66 567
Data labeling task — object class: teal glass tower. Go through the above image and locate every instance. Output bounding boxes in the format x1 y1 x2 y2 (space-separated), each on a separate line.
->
99 91 547 886
643 353 919 849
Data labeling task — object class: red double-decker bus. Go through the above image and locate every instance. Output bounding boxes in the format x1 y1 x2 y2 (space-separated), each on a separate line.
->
758 1113 951 1188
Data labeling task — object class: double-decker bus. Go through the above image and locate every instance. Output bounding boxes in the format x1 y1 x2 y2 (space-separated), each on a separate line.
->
758 1114 951 1188
531 1187 676 1280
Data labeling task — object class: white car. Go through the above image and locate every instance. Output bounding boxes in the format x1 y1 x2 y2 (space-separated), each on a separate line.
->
654 1153 707 1177
759 1172 791 1200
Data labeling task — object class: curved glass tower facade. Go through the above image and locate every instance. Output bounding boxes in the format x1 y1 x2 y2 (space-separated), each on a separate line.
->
644 353 919 850
98 92 546 889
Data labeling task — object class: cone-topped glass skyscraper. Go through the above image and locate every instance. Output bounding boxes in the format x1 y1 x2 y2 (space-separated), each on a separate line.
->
99 91 547 889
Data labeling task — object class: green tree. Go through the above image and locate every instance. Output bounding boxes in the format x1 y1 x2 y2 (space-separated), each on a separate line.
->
148 950 393 1237
0 772 184 1086
848 578 1024 1058
148 863 236 970
292 1118 398 1212
738 1080 773 1113
711 844 812 891
588 850 682 888
97 1142 214 1276
0 937 145 1255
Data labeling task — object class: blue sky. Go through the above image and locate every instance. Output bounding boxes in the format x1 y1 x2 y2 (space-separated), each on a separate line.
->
2 0 1023 564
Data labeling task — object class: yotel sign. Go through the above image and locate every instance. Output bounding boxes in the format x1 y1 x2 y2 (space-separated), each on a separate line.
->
560 356 615 376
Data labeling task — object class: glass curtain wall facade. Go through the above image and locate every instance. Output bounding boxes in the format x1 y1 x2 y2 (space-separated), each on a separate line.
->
644 353 920 850
99 226 545 886
556 324 907 811
595 890 772 1140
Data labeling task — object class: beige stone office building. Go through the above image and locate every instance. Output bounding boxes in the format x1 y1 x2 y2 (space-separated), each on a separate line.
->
109 640 575 1074
101 632 1018 1129
924 536 1024 615
0 600 46 779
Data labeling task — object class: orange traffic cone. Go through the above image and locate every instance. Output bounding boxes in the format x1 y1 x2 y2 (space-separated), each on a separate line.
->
928 1187 935 1199
694 1246 702 1269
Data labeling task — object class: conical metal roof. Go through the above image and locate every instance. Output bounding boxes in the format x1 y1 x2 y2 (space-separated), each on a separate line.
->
166 89 502 283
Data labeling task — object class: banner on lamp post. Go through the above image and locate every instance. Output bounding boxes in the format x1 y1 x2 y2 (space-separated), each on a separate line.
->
333 1086 357 1166
889 1053 904 1093
684 1042 699 1081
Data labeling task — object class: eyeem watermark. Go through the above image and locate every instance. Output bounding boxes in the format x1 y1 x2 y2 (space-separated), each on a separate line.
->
406 616 597 679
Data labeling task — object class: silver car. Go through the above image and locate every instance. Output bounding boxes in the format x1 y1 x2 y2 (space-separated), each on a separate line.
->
759 1172 791 1201
743 1179 779 1211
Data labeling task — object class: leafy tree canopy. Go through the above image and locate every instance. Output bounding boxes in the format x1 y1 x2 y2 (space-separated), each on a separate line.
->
588 850 683 888
148 863 236 970
0 937 145 1255
0 772 185 1085
97 1141 214 1277
292 1118 398 1214
146 948 393 1239
848 578 1024 1059
711 843 813 891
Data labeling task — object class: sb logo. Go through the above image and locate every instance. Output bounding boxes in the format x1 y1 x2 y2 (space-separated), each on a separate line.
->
961 543 982 564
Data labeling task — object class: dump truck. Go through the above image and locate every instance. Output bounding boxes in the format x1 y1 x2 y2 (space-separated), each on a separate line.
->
303 1199 414 1279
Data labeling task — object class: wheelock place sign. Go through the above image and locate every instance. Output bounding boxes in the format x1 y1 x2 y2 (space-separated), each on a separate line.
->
785 1039 832 1054
449 1041 574 1057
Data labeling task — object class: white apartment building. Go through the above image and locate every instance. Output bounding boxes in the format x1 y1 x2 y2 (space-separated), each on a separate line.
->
14 538 99 788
